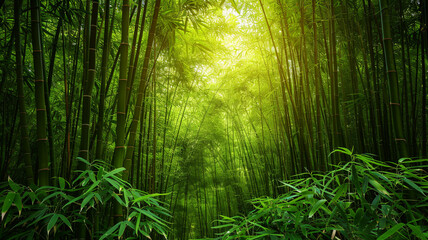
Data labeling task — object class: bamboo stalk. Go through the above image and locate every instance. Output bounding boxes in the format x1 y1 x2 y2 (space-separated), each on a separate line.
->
14 0 34 185
30 0 50 186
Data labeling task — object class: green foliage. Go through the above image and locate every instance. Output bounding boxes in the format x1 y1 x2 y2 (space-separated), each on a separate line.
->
212 148 428 239
0 158 170 239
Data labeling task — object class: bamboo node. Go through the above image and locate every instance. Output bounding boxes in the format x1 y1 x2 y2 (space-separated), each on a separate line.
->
389 102 400 106
117 112 126 115
119 79 127 81
33 50 42 52
387 70 396 73
115 146 126 149
83 95 92 98
88 69 96 72
38 168 50 172
395 138 406 142
82 123 90 126
35 79 44 82
383 38 392 41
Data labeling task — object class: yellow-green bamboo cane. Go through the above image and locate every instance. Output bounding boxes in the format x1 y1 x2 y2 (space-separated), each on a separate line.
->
122 0 162 182
111 0 130 223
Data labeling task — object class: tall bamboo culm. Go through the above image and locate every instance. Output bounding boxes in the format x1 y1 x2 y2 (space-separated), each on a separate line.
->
123 0 162 182
30 0 50 186
379 0 409 158
15 0 34 185
95 0 111 160
78 0 99 167
111 0 130 223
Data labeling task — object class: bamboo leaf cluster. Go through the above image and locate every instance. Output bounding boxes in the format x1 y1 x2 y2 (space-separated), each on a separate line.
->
0 159 169 239
213 149 428 239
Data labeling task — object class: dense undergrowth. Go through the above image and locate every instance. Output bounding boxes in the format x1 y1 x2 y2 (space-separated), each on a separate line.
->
0 159 169 239
2 149 428 240
212 148 428 240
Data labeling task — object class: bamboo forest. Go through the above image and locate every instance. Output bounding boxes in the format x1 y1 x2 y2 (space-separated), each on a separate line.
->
1 0 428 239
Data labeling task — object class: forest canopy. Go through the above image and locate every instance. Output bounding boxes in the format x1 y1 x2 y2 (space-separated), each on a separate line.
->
0 0 427 239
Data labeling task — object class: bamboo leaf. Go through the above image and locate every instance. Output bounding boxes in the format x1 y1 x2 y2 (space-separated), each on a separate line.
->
103 167 126 179
330 147 353 156
362 176 369 194
369 178 389 196
105 177 121 190
329 183 348 205
132 207 166 226
403 178 426 196
135 213 141 235
118 221 127 237
81 192 94 211
59 214 72 231
77 157 91 166
229 0 240 14
112 193 125 206
309 199 327 218
351 165 361 195
27 191 36 204
370 171 391 184
248 233 270 239
8 177 21 192
94 192 103 204
100 222 121 240
407 224 427 240
133 193 168 203
42 191 66 203
123 188 129 207
58 177 66 190
14 193 22 216
377 223 405 240
63 193 86 208
83 180 100 195
88 171 96 183
47 214 59 235
2 192 16 220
